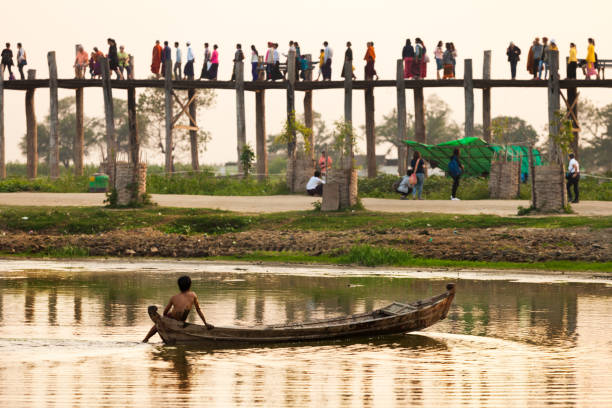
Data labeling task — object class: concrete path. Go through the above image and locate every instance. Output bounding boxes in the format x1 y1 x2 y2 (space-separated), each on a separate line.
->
0 192 610 216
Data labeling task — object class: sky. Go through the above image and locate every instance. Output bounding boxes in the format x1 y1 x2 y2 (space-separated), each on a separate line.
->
2 0 612 168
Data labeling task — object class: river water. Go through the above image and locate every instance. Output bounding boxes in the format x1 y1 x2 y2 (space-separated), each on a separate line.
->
0 260 611 407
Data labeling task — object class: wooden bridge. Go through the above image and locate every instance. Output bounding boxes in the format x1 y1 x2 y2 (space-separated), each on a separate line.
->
0 49 587 184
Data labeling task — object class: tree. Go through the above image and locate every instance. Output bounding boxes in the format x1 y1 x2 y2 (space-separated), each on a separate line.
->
137 86 216 169
578 99 612 173
425 95 461 144
474 116 539 146
267 110 331 155
19 97 101 168
373 108 415 174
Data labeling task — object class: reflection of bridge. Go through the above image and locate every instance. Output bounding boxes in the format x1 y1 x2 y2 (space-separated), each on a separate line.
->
0 50 590 183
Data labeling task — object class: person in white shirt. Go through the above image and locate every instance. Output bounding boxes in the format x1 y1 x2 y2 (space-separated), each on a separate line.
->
306 171 326 196
265 42 274 80
199 43 210 80
184 42 195 80
566 153 580 203
173 42 182 80
323 41 333 80
250 45 259 81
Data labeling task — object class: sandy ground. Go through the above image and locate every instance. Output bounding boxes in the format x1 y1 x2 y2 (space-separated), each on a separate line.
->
0 192 611 216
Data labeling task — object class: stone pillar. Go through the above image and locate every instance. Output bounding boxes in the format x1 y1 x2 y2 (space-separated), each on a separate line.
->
115 162 147 206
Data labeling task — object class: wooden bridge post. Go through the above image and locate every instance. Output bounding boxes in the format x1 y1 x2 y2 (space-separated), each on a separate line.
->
482 51 492 143
235 60 246 173
74 87 84 176
396 60 407 175
464 59 474 138
127 86 139 167
343 60 353 169
414 87 426 144
0 62 4 179
164 60 174 174
286 50 296 159
188 88 199 170
547 50 561 163
47 51 60 179
365 86 376 178
26 70 38 179
303 54 314 161
255 89 267 181
100 56 116 187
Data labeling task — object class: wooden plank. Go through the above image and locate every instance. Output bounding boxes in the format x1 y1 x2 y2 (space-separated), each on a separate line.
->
567 87 579 158
74 87 84 176
464 59 474 138
100 56 116 186
235 60 246 172
25 70 37 179
255 90 267 181
365 86 376 178
482 51 492 143
164 60 173 173
174 124 199 131
188 89 199 170
414 87 426 143
47 51 60 179
547 50 561 163
396 60 407 176
0 60 4 179
286 50 296 161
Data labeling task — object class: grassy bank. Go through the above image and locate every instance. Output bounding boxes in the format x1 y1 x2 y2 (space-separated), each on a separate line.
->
1 206 611 235
2 165 611 200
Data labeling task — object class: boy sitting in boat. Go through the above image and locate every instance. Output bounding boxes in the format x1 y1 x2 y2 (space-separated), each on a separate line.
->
143 275 214 343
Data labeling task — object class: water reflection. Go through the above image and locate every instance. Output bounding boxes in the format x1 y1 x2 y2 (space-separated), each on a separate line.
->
0 268 610 407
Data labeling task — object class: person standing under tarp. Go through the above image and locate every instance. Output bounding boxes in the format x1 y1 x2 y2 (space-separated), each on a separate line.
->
448 148 464 200
151 40 163 79
184 42 195 80
506 42 521 80
566 153 580 203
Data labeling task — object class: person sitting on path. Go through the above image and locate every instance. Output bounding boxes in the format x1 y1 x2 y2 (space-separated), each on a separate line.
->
306 171 326 196
396 170 412 200
566 153 580 203
143 275 213 343
448 148 464 200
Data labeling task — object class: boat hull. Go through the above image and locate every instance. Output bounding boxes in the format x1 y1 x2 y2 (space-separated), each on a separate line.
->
148 283 455 345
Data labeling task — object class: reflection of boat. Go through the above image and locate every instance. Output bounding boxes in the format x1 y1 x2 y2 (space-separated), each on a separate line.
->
148 283 456 345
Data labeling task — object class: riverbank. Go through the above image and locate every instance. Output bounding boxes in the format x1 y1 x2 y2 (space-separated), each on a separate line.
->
0 206 610 272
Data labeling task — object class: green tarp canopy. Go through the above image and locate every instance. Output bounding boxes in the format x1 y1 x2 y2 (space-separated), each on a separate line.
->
404 137 543 177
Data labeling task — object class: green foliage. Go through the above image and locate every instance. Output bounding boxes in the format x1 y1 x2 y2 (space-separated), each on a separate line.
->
330 120 356 169
163 214 253 235
551 112 576 156
476 116 538 146
337 245 414 267
268 156 288 175
146 173 290 196
239 144 255 178
44 246 90 258
274 111 313 156
311 200 322 211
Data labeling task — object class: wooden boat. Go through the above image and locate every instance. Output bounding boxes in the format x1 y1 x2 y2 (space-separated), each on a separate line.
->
148 283 455 345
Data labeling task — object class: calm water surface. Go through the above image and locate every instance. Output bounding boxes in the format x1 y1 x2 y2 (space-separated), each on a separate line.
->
0 260 611 407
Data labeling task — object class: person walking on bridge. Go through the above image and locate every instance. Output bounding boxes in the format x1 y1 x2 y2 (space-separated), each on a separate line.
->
107 39 124 80
1 43 14 80
585 38 598 80
506 42 521 79
231 43 244 81
250 45 259 81
364 42 378 80
74 45 88 79
442 43 455 79
341 41 355 79
199 43 211 80
161 41 172 78
174 42 182 80
323 41 333 80
184 42 195 80
151 40 163 79
16 43 27 80
207 44 219 80
567 42 578 79
434 41 443 80
531 38 543 79
402 39 415 79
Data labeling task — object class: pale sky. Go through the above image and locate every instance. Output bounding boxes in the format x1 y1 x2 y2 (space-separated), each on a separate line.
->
3 0 612 167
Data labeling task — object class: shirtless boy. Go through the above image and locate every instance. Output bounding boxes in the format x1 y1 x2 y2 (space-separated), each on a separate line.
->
143 275 213 343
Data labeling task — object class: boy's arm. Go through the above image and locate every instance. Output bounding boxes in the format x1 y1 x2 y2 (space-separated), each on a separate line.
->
162 298 173 317
194 295 214 329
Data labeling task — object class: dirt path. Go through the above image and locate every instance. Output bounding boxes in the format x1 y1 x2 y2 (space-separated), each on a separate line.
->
0 192 611 216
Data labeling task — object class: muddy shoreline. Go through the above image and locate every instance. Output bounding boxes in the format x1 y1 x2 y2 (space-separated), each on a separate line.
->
1 227 610 263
